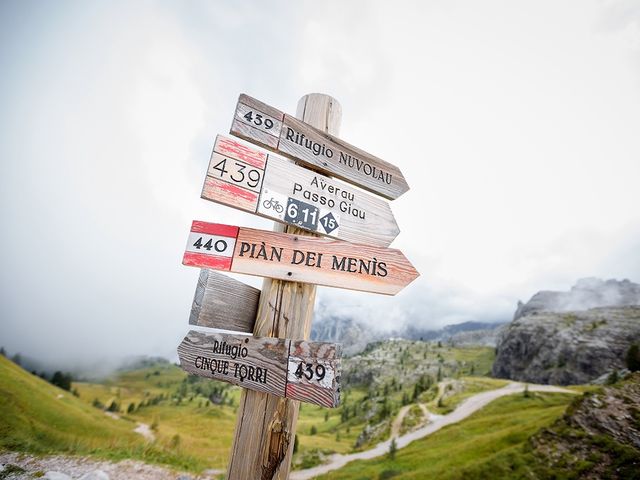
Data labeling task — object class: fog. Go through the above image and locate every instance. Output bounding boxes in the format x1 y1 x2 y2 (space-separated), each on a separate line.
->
1 1 639 371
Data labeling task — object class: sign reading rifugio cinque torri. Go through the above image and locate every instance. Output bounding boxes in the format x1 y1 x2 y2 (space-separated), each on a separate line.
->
230 94 409 200
177 330 341 408
182 221 419 295
201 135 400 247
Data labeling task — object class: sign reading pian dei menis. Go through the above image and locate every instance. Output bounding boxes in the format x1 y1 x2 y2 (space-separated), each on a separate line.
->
230 94 409 200
182 221 419 296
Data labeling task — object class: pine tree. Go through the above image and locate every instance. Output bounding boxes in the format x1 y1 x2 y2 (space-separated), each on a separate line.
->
389 437 397 460
626 344 640 372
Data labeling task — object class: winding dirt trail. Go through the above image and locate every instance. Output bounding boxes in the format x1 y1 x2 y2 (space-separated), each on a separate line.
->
134 422 155 441
290 382 576 480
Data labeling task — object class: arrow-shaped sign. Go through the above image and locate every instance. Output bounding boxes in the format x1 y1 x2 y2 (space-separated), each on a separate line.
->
202 135 399 247
230 94 409 200
183 221 419 295
177 330 341 408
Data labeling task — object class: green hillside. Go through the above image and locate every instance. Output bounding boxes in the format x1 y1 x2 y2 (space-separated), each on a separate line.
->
316 392 575 480
0 355 203 472
0 343 508 473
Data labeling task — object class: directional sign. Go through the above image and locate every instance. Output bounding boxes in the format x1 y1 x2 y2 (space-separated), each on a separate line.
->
202 135 399 247
190 270 259 333
177 330 341 408
183 221 419 295
230 94 409 200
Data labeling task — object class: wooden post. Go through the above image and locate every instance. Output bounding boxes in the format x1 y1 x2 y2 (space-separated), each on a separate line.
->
226 94 342 479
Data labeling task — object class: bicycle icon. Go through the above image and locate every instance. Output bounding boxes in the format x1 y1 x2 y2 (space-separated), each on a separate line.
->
262 197 284 213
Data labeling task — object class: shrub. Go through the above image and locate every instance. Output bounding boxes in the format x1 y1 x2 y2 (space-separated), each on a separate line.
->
388 437 397 460
626 344 640 372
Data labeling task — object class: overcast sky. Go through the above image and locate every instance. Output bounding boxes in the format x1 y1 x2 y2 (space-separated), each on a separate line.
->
1 0 639 366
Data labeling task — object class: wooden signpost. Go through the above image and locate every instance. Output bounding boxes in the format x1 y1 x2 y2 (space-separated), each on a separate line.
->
202 135 400 247
177 330 341 408
189 270 259 332
176 93 418 479
182 220 419 295
230 94 409 200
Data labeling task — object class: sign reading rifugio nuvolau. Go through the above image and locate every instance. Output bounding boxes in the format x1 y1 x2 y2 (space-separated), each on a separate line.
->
177 330 341 408
230 94 409 200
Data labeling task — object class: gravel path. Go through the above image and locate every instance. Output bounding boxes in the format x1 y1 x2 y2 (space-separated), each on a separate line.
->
0 452 224 480
133 422 155 442
290 382 576 479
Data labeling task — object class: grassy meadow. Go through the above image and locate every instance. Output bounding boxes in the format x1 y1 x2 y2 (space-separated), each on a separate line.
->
0 355 206 473
0 342 577 478
315 392 576 480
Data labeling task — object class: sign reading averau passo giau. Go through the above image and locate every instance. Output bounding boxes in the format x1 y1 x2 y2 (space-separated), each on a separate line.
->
177 330 341 408
202 135 400 247
230 94 409 200
182 221 419 295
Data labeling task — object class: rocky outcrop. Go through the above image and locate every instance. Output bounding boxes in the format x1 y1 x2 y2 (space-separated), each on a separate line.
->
493 306 640 384
526 373 640 479
310 316 382 356
513 277 640 320
311 316 506 356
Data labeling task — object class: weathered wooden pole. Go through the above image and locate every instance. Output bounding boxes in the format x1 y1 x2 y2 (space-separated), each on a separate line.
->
226 94 342 479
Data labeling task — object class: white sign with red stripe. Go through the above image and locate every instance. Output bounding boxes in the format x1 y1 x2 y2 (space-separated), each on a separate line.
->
183 220 419 296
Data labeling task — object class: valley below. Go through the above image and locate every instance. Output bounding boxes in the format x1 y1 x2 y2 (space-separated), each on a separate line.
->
1 279 639 479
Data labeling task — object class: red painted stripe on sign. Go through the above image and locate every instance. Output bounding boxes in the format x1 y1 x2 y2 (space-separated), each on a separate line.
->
286 383 335 408
190 221 239 238
183 252 233 271
215 136 267 170
216 180 259 202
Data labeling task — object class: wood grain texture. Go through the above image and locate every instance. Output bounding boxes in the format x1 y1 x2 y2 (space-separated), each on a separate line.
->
227 94 341 480
189 270 259 333
178 330 289 397
232 227 418 295
230 93 409 200
286 340 341 408
231 118 280 150
177 330 341 407
183 220 419 295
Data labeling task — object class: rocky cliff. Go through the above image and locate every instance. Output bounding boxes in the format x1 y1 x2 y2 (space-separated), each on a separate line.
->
311 316 505 355
513 277 640 320
310 316 382 356
493 306 640 384
493 278 640 385
525 373 640 479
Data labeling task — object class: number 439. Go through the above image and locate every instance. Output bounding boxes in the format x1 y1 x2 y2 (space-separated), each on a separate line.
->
294 362 326 381
244 110 274 130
